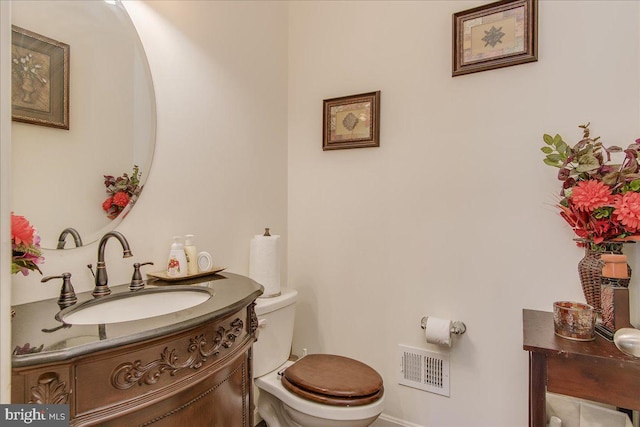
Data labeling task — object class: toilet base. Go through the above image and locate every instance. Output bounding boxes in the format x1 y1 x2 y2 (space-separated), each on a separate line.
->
255 361 384 427
258 388 381 427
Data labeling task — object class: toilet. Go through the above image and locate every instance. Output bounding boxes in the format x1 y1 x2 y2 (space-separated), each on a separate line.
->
253 289 385 427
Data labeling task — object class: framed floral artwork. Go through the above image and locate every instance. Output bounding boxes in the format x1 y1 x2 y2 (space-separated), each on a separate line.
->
452 0 537 77
11 25 70 129
323 91 380 151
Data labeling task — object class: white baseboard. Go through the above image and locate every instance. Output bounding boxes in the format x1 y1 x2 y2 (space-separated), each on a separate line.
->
372 413 424 427
255 411 420 427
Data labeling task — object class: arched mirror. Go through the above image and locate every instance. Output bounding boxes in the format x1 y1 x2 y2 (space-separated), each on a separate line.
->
11 0 156 250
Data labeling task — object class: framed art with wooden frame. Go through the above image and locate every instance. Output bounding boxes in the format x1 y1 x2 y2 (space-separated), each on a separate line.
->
11 25 70 129
452 0 537 77
323 91 380 151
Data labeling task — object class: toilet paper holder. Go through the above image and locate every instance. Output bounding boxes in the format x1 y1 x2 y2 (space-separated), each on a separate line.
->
420 316 467 335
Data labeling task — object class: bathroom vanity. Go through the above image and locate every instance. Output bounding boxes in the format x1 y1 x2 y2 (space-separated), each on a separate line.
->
11 273 262 426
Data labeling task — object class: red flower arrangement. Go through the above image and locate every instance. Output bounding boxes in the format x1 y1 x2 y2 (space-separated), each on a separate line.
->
103 165 141 219
542 123 640 245
11 212 44 276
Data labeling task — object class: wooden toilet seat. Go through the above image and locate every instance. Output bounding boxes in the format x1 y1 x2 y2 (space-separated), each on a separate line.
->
281 354 384 407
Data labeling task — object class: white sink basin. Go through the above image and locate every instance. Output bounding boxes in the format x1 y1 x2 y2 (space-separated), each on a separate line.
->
59 287 212 325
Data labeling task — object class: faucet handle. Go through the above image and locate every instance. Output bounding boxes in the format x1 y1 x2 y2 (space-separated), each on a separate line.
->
42 272 78 309
130 262 154 291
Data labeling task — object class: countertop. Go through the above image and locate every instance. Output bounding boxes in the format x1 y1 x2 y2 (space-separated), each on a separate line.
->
522 309 637 360
12 272 263 368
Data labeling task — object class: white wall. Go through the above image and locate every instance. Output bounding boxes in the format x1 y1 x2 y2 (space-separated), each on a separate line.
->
288 1 639 426
1 0 13 404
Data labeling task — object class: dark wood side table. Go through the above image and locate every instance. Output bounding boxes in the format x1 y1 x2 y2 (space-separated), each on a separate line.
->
522 309 640 427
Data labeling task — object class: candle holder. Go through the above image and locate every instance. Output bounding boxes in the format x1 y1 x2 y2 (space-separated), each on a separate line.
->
595 254 632 341
553 301 597 341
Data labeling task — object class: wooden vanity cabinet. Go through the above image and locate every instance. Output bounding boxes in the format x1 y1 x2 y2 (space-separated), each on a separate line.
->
12 363 72 406
12 303 258 427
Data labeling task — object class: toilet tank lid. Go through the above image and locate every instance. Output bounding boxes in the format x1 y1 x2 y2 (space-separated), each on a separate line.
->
255 289 298 315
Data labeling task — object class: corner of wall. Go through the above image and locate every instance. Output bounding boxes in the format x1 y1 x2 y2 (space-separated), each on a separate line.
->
0 0 13 404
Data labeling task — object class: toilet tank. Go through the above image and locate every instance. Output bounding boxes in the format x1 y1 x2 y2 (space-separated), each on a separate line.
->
253 289 298 378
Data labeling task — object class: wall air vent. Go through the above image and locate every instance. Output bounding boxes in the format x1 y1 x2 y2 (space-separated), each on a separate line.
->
398 344 450 397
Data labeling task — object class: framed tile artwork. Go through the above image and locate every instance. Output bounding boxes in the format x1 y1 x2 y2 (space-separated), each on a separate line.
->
452 0 537 77
323 91 380 151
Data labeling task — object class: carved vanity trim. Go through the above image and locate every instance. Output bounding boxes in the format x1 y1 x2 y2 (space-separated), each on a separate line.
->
249 302 258 334
28 371 70 404
111 317 244 390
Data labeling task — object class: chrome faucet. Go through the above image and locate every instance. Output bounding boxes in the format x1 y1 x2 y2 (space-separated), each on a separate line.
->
56 227 83 249
93 231 133 298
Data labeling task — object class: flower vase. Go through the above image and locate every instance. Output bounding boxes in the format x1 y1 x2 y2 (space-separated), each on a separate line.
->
577 241 631 313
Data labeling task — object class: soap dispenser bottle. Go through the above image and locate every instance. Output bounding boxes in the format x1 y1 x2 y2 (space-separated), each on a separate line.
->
184 234 198 275
167 236 188 278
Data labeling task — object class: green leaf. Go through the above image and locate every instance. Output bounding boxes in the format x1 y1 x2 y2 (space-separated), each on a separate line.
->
602 171 620 186
546 153 563 163
593 206 613 219
576 146 591 158
543 134 554 145
543 158 561 167
553 134 563 147
630 179 640 191
541 147 554 154
556 141 568 155
576 152 600 172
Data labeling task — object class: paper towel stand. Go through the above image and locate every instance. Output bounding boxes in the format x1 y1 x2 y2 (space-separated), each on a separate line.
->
420 316 467 336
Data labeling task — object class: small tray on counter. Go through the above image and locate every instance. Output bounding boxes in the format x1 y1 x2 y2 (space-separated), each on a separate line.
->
146 267 226 282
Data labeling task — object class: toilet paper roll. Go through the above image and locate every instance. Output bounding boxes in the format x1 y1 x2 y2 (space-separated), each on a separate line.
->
249 233 281 297
425 317 452 347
